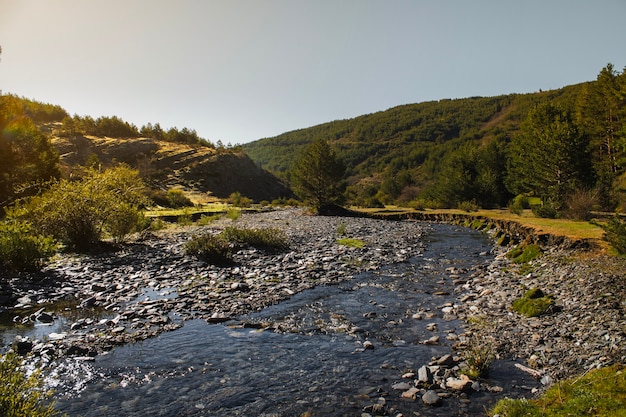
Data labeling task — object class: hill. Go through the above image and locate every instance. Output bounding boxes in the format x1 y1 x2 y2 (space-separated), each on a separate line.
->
0 95 292 206
50 132 292 203
243 83 587 208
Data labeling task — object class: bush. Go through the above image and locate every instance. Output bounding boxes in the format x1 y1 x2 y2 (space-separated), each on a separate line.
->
511 288 555 317
184 233 232 265
0 351 63 417
601 216 626 255
0 220 57 271
462 334 496 379
458 200 479 212
228 192 252 208
219 226 288 250
531 204 557 218
15 166 147 251
563 188 599 221
226 208 240 221
166 189 193 208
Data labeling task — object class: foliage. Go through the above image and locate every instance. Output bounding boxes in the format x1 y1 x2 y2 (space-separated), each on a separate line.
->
184 233 232 265
0 96 61 206
0 220 57 271
290 138 346 211
489 364 626 417
563 188 600 220
165 189 193 208
506 102 593 211
511 288 555 317
462 334 496 379
228 192 252 208
0 351 63 417
219 226 288 250
600 215 626 255
14 166 146 251
226 208 241 221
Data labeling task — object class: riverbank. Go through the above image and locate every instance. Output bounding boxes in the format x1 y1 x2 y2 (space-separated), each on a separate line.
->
1 208 624 414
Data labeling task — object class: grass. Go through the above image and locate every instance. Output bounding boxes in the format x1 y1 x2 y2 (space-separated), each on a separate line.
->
357 207 605 244
144 202 230 218
337 238 366 248
490 364 626 417
511 288 555 317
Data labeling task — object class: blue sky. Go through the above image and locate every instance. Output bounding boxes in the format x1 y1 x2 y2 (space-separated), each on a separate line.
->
1 0 624 144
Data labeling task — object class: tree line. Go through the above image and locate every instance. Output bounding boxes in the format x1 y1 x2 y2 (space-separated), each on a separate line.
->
246 64 626 216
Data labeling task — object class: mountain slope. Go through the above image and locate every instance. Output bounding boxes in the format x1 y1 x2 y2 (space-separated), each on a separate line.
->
51 132 292 203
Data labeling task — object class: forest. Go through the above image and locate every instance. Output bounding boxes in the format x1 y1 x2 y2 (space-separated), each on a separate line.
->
244 64 626 217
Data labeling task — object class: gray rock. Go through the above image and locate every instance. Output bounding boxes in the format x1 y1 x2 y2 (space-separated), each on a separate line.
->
422 390 441 405
417 365 433 384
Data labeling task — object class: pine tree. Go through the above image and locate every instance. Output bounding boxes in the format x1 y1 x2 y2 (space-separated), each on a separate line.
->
290 138 346 212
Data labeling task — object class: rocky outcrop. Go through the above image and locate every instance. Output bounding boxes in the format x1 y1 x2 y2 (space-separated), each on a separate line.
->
51 135 293 202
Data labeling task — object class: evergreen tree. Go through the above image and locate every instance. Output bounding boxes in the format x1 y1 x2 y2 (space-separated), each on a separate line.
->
506 103 592 210
290 138 346 211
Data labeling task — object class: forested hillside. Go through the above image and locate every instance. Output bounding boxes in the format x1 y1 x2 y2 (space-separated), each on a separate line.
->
244 64 626 213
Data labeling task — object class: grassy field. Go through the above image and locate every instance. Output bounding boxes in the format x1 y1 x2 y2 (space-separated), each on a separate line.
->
356 207 606 243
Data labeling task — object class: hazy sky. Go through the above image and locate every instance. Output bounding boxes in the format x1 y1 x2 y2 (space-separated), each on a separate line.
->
1 1 625 144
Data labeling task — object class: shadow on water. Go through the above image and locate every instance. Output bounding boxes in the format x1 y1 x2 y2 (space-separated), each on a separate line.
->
54 224 539 416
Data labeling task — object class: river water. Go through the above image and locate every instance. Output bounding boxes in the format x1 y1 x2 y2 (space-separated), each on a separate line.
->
44 224 537 416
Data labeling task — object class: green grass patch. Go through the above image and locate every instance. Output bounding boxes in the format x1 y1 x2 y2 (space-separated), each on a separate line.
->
507 243 542 263
337 238 366 249
511 288 555 317
490 364 626 417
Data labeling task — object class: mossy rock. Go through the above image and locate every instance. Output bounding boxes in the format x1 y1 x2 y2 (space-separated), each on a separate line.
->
507 243 542 263
512 288 555 317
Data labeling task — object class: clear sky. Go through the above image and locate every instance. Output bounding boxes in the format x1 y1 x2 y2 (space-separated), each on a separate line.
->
1 1 625 144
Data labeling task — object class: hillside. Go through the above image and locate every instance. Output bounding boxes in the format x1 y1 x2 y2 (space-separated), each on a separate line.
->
243 83 587 207
49 132 292 203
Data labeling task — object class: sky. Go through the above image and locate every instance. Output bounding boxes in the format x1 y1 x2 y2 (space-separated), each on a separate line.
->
1 1 625 145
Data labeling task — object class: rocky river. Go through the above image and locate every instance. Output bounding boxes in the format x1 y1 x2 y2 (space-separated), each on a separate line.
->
1 208 624 416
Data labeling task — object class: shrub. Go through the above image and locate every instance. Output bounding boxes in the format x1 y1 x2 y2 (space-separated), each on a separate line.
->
184 233 232 265
226 208 240 221
462 334 496 379
166 189 194 208
0 351 63 417
0 220 57 271
563 188 599 221
511 288 555 317
228 192 252 208
531 204 558 218
219 226 288 250
601 216 626 255
458 200 479 212
15 166 146 251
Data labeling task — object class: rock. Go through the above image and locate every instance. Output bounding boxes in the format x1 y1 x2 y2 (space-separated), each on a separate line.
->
401 387 420 400
446 376 472 391
35 311 54 324
363 340 375 350
14 336 33 354
423 335 440 345
391 382 412 391
417 365 433 384
422 390 441 406
435 354 455 367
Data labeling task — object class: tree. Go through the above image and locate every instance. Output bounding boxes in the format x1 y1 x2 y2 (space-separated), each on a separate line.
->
506 103 592 210
290 138 346 212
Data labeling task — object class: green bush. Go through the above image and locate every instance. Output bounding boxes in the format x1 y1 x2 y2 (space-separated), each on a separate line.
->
531 204 558 219
0 221 57 271
184 233 232 265
601 216 626 255
166 189 193 208
458 200 479 212
228 192 252 208
0 351 63 417
226 208 240 221
15 166 147 251
511 288 555 317
220 226 288 250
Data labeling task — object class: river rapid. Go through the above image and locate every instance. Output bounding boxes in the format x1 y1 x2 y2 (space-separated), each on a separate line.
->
1 210 542 416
